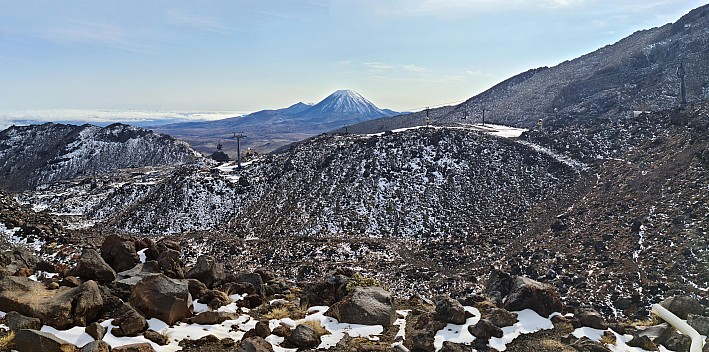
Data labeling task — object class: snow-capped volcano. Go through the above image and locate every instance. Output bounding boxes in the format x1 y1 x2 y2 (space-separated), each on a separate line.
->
299 89 395 118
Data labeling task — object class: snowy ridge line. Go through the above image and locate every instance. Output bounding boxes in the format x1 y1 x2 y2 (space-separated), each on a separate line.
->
515 140 588 172
356 123 527 139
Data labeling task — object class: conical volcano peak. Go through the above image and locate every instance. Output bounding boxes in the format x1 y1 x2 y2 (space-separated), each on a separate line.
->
303 89 393 118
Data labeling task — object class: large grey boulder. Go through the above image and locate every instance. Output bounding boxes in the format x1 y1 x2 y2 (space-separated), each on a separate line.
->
324 286 396 327
101 234 140 273
287 324 320 348
660 296 704 320
688 314 709 336
0 277 104 329
14 329 77 352
237 336 274 352
129 274 193 325
185 255 224 288
67 248 116 283
503 276 562 317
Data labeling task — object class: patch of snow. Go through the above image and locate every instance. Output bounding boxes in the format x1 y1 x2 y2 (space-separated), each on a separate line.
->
393 309 410 341
573 326 606 341
41 325 95 348
488 309 556 351
137 248 147 263
433 306 481 350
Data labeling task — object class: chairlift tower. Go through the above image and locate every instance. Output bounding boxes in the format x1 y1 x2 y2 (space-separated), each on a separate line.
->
231 132 246 169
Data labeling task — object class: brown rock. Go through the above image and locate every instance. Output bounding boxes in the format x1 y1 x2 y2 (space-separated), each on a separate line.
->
503 276 562 317
100 234 140 273
128 274 193 325
112 343 156 352
14 329 77 352
67 248 116 283
143 329 169 345
80 340 111 352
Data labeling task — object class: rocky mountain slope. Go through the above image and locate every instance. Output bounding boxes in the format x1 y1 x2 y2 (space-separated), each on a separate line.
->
0 123 200 192
152 89 398 154
17 100 709 320
345 4 709 134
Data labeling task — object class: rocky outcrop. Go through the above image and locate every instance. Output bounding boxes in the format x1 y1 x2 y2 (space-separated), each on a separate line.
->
128 274 193 325
324 286 396 327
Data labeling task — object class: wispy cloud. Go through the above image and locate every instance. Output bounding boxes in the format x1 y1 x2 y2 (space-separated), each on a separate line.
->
371 0 587 17
360 61 477 83
40 20 148 53
363 62 394 70
402 64 428 74
465 70 493 77
166 10 231 34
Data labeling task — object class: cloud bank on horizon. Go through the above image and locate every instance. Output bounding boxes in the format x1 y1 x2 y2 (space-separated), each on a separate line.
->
0 0 705 121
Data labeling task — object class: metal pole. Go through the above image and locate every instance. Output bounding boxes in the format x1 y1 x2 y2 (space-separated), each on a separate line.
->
232 132 246 169
482 106 486 126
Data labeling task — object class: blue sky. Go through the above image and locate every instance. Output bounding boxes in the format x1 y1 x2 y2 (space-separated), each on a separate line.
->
1 0 706 114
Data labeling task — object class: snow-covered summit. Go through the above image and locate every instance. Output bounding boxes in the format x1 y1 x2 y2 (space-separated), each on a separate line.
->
299 89 397 118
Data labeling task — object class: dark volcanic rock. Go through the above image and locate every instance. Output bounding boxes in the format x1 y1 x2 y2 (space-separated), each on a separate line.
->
112 303 148 337
68 248 116 283
237 336 274 352
85 321 107 341
301 274 350 307
0 277 103 329
503 276 562 317
469 319 503 340
112 343 156 352
156 249 184 279
576 307 607 330
14 329 76 352
287 324 320 348
434 296 467 325
128 274 193 325
660 296 704 319
488 308 518 328
101 234 140 273
80 340 111 352
185 255 224 288
5 311 42 331
324 286 396 327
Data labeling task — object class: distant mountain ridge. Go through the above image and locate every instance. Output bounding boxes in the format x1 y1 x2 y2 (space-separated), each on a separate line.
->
0 123 200 191
344 3 709 134
151 89 398 154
